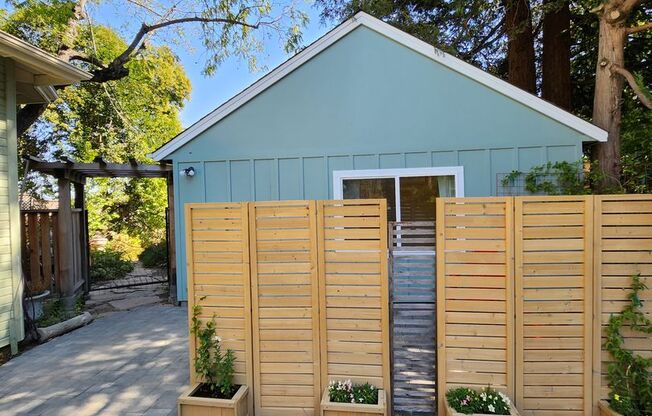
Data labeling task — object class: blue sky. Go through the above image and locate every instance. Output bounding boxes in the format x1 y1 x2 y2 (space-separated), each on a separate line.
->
91 1 334 127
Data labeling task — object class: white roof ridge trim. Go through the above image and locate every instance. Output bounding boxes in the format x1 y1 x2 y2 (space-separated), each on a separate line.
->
151 12 607 160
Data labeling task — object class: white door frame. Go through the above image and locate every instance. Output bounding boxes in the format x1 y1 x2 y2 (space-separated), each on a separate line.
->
332 166 465 222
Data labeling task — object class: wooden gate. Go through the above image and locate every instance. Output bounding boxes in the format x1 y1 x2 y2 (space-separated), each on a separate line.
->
249 201 321 415
389 221 436 415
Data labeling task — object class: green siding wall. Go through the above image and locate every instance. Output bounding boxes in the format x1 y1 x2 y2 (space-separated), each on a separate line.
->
168 26 589 301
0 59 22 350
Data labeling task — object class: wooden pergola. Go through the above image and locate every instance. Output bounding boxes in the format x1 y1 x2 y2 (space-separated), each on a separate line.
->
23 156 176 307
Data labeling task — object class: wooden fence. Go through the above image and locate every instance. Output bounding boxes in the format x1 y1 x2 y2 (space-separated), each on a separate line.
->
436 195 652 415
20 210 59 295
20 209 88 297
185 199 390 416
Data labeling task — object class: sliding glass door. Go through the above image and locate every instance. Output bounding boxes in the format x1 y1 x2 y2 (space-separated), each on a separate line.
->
333 167 464 222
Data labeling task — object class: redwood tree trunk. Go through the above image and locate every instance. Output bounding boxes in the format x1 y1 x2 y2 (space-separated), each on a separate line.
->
542 0 571 109
592 15 626 188
503 0 537 93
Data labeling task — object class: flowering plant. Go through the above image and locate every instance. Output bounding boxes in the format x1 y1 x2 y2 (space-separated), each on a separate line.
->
446 386 511 414
191 305 236 397
328 380 379 405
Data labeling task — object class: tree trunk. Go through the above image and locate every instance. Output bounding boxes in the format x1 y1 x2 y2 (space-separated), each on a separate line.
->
592 14 626 189
503 0 537 93
542 0 571 109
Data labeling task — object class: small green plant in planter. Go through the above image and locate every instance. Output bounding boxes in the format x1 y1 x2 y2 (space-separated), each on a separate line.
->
191 304 236 398
602 274 652 416
178 305 249 415
445 386 516 415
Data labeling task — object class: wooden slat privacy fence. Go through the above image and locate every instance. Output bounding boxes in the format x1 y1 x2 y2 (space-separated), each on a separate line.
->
436 198 514 403
20 210 59 294
437 195 652 416
185 200 390 416
317 200 390 391
515 197 593 415
186 203 254 414
249 201 321 415
594 195 652 403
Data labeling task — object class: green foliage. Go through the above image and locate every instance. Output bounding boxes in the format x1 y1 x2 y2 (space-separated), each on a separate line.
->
90 249 134 281
524 161 591 195
352 383 379 404
501 160 611 195
139 241 168 269
316 0 505 71
4 14 191 248
191 305 236 397
0 0 76 54
36 296 85 327
105 233 143 262
621 98 652 194
604 274 652 416
446 386 511 415
328 380 379 404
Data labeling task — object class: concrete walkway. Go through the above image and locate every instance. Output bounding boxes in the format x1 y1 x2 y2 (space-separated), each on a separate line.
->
0 305 188 416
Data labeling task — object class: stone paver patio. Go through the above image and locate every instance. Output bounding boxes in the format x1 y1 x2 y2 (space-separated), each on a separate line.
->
0 304 188 416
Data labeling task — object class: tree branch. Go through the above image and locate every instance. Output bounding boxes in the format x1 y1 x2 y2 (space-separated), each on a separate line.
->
89 15 263 83
627 21 652 34
619 0 641 15
114 17 260 70
611 64 652 109
57 0 88 60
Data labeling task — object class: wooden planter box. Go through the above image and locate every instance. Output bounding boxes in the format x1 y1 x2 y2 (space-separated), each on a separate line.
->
599 400 623 416
445 401 520 416
177 383 248 416
320 388 386 416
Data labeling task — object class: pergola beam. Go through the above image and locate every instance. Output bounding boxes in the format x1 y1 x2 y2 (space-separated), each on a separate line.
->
24 156 172 180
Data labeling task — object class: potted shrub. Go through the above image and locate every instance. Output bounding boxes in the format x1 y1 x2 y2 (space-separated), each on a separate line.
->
600 274 651 416
320 380 386 416
177 306 249 416
445 387 519 416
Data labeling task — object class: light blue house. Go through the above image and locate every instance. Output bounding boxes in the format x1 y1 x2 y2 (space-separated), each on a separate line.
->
151 12 607 302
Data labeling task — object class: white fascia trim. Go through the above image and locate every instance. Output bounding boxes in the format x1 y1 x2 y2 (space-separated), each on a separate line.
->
0 31 91 83
332 166 465 198
151 12 606 161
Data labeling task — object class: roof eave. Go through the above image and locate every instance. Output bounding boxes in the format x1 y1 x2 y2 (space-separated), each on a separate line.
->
0 31 92 84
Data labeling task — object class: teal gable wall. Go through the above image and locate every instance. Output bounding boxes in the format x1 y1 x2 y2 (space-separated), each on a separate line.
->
168 26 589 301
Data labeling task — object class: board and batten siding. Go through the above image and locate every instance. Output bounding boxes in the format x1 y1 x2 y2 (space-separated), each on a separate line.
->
0 58 23 350
168 26 588 301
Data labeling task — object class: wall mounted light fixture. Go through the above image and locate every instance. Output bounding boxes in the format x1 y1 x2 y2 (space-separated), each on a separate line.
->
180 166 195 177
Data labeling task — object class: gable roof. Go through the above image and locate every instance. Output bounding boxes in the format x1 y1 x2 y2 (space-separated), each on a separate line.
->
151 12 607 161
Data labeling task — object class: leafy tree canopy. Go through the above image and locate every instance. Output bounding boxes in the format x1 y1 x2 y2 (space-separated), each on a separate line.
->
4 9 192 245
